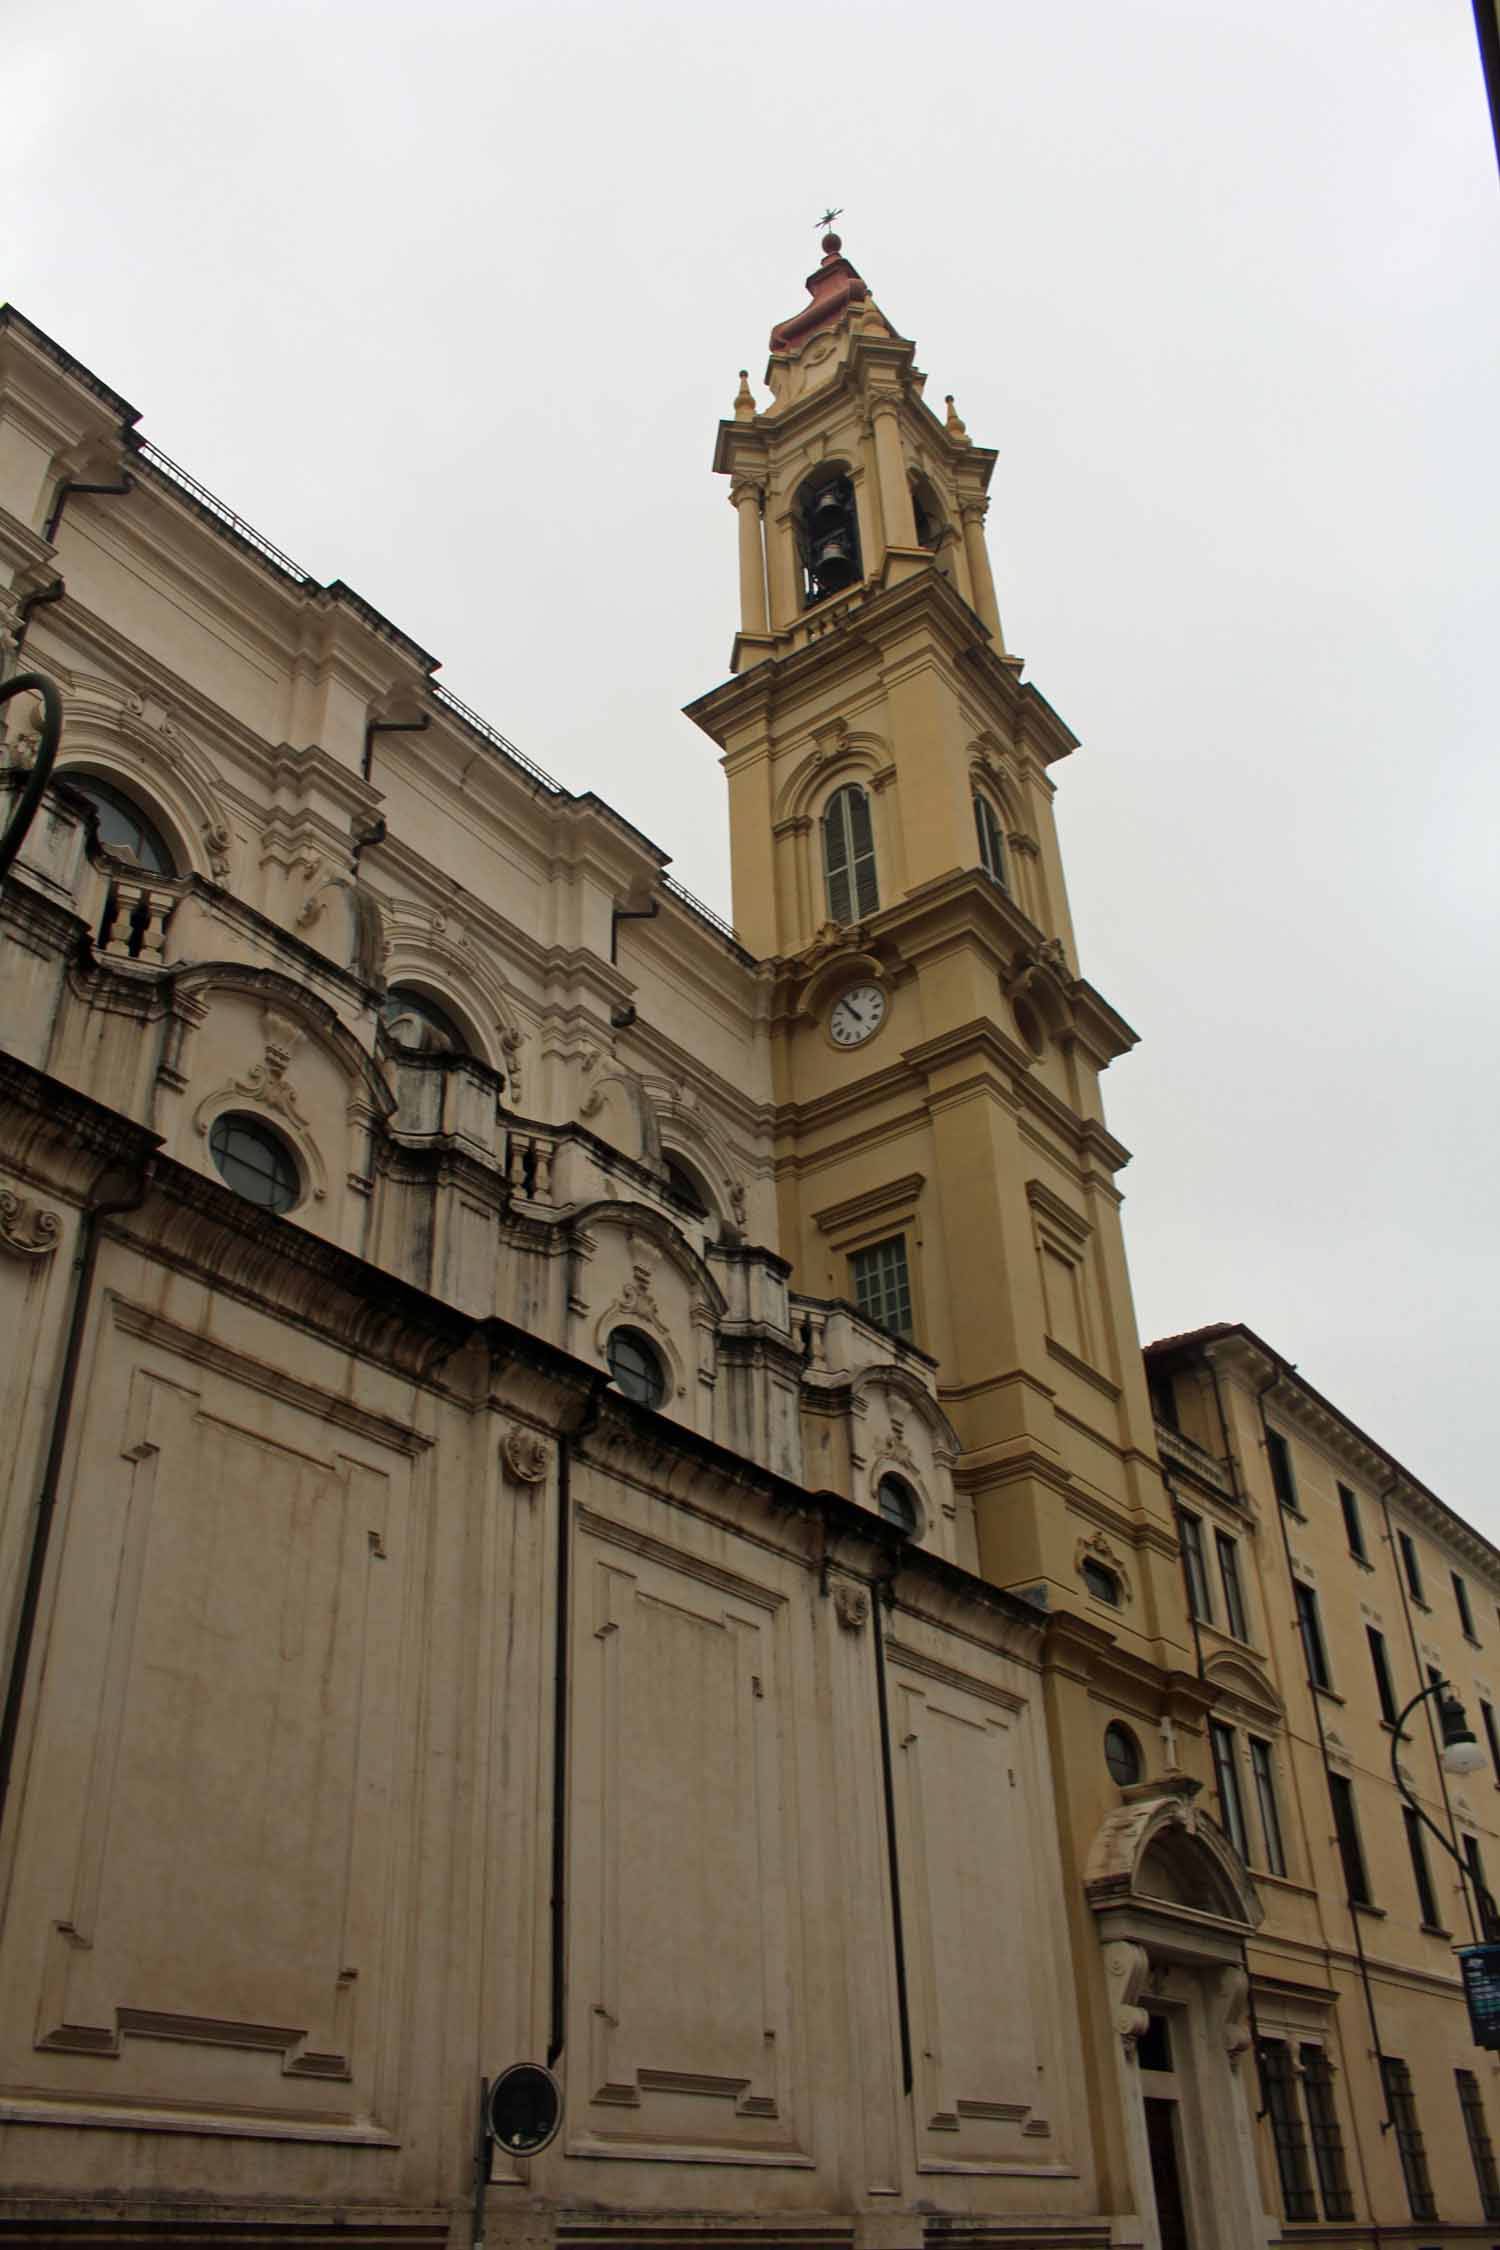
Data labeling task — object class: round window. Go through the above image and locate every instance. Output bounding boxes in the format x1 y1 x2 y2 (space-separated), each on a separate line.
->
877 1474 920 1538
606 1327 667 1408
209 1112 300 1214
1104 1722 1143 1788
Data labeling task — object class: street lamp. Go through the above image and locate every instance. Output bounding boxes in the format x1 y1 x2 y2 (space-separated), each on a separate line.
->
1390 1676 1497 1931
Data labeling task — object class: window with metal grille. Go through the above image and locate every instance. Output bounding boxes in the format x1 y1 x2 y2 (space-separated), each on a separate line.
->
850 1235 912 1341
1328 1773 1372 1906
1338 1481 1367 1561
1258 2039 1317 2221
1216 1529 1249 1640
973 792 1009 891
1381 2057 1437 2221
1266 1427 1299 1511
1403 1806 1441 1928
1295 1581 1332 1690
821 785 879 925
1178 1509 1213 1625
1457 2068 1500 2221
1299 2046 1355 2219
1398 1529 1426 1604
1455 1571 1479 1642
1210 1721 1249 1861
1249 1737 1287 1876
1367 1625 1398 1725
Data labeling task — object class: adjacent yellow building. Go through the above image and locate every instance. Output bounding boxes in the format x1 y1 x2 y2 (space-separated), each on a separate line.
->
0 238 1493 2249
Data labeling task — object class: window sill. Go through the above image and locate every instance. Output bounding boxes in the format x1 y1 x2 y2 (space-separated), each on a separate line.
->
1313 1683 1346 1706
1419 1922 1453 1939
1348 1553 1374 1572
1350 1900 1386 1919
1407 1595 1431 1613
1464 1633 1484 1650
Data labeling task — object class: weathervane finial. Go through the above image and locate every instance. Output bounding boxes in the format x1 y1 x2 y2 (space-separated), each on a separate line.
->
816 206 843 234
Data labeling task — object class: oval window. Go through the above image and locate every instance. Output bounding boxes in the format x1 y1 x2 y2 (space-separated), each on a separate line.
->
606 1326 667 1408
209 1112 299 1214
877 1474 920 1538
1104 1722 1142 1787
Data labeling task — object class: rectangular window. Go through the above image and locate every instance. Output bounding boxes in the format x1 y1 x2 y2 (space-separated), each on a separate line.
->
1381 2057 1437 2221
1249 1737 1287 1876
1454 1570 1478 1641
1300 2046 1355 2221
1178 1509 1213 1625
1149 1371 1179 1431
1463 1833 1500 1940
1399 1529 1426 1604
1295 1580 1331 1690
1216 1529 1249 1641
1266 1427 1299 1512
1328 1773 1372 1906
1210 1720 1250 1860
1482 1700 1500 1788
849 1235 912 1341
1457 2068 1500 2221
1404 1805 1441 1928
1367 1625 1399 1725
1259 2038 1317 2221
1338 1481 1367 1562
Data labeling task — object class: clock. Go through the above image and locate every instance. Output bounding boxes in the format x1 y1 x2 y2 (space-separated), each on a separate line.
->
829 983 886 1048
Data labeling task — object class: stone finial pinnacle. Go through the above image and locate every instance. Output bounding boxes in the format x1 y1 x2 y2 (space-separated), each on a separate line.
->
944 394 971 445
733 369 756 421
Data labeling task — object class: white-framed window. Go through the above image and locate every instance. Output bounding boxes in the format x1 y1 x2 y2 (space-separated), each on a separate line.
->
850 1233 912 1341
822 784 879 924
973 791 1009 892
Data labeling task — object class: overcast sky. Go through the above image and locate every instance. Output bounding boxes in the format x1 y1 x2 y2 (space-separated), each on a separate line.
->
8 0 1498 1529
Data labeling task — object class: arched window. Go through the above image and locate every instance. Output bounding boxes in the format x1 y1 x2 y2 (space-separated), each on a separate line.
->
63 772 176 875
209 1112 300 1214
794 468 862 607
973 792 1009 893
606 1326 667 1408
822 784 879 925
1104 1722 1142 1787
910 473 945 552
877 1474 920 1538
663 1154 711 1220
382 986 468 1055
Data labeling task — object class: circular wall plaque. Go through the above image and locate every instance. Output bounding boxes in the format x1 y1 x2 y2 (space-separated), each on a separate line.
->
487 2062 562 2155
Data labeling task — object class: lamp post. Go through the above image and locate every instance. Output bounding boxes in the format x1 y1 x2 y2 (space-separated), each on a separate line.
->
1389 1676 1500 1938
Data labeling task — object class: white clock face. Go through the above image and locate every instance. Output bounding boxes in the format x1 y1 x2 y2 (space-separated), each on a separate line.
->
829 983 886 1048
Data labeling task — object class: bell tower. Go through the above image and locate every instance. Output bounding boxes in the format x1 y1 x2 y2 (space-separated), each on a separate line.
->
687 233 1194 1692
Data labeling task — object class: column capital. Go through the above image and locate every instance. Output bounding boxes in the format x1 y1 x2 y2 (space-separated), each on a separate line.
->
729 476 766 510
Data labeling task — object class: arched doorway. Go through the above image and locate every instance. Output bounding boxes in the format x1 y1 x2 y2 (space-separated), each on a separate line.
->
1087 1778 1269 2250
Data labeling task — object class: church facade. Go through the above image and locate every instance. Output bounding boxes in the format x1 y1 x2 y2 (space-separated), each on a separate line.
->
0 242 1495 2248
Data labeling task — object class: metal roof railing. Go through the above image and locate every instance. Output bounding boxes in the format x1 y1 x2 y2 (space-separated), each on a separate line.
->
131 440 316 588
429 682 566 796
662 874 755 960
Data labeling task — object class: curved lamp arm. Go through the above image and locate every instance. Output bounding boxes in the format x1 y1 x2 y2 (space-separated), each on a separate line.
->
0 672 64 882
1390 1676 1500 1937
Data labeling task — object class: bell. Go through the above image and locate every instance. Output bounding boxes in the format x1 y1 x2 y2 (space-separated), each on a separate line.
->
811 529 855 593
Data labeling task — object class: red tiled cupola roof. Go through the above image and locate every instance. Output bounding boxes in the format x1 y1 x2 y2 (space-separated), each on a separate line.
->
769 233 869 356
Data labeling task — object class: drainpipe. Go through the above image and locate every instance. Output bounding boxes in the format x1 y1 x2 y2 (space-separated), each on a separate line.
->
610 896 660 967
361 712 430 785
8 580 65 669
43 472 134 546
0 1157 156 1872
870 1548 914 2095
547 1372 609 2068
